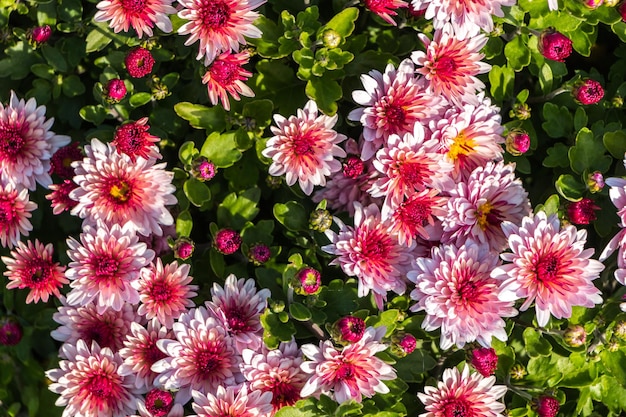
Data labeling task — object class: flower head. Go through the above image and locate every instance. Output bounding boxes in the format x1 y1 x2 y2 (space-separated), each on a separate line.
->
539 30 573 62
573 79 604 105
173 237 195 260
396 332 417 355
94 0 176 38
567 198 600 225
363 0 409 26
191 385 273 417
125 47 156 78
333 316 366 344
587 171 605 193
0 317 22 346
49 142 82 179
214 228 242 255
247 243 271 265
104 78 128 103
563 324 586 347
139 389 179 417
293 267 322 295
469 347 498 377
112 118 162 161
31 25 52 44
46 179 79 215
191 156 217 181
202 51 254 111
535 395 560 417
504 129 531 156
386 189 448 246
0 182 37 248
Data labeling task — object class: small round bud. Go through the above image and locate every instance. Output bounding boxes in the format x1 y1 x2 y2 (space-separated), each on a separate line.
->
31 25 52 44
613 95 624 108
539 29 573 62
573 79 604 105
509 102 531 120
309 208 333 232
214 228 242 255
293 267 321 295
0 317 22 346
173 237 195 260
104 78 128 104
191 157 217 181
505 129 531 156
149 75 170 100
269 299 285 313
390 332 417 357
587 171 605 193
563 324 587 347
510 363 527 380
469 347 498 377
567 198 600 225
322 29 342 48
248 243 271 265
535 395 560 417
333 316 366 344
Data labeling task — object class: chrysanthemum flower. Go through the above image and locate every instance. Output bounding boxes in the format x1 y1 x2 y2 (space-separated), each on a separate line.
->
177 0 265 65
493 211 604 327
214 228 242 255
2 239 67 303
0 317 22 346
65 222 155 314
412 25 491 107
51 298 138 353
191 385 273 417
334 316 366 344
104 78 128 103
300 326 396 404
70 138 177 237
134 258 198 328
241 340 308 411
46 340 143 417
49 142 82 179
94 0 176 38
418 365 507 417
387 189 448 247
112 118 162 162
409 244 516 349
348 59 444 160
152 306 240 404
206 274 270 353
363 0 409 25
46 179 79 215
125 47 156 78
134 389 185 417
263 100 347 195
0 91 70 190
323 203 413 309
0 182 37 248
202 51 254 111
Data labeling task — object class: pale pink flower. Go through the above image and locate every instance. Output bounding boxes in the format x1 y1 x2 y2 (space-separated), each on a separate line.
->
493 211 604 327
442 161 531 253
548 0 558 9
46 179 79 215
65 222 155 314
241 340 308 411
323 203 413 309
112 118 162 162
300 326 396 404
191 385 273 417
202 51 254 111
134 258 198 328
206 274 270 353
94 0 176 38
0 182 37 248
70 138 177 236
364 0 409 25
418 365 507 417
263 100 347 195
0 91 70 190
601 177 626 289
348 59 445 160
51 298 138 353
152 306 241 404
46 340 143 417
119 318 173 391
386 189 448 247
2 239 67 303
178 0 265 65
408 244 516 349
412 25 491 107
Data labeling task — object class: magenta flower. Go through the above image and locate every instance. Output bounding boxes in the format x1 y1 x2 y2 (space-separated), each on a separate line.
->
504 129 531 156
0 317 22 346
104 78 128 103
94 0 176 38
334 316 366 343
125 47 156 78
202 51 254 111
573 79 604 105
49 142 82 179
363 0 409 25
0 182 37 248
293 267 322 295
247 243 271 265
469 347 498 377
535 395 560 417
112 118 162 162
191 385 273 417
46 179 79 215
31 25 52 44
386 189 448 247
135 389 184 417
567 198 600 225
538 29 573 62
214 228 242 255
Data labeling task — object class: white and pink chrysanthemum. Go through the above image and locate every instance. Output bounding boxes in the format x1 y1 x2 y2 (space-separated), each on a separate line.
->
202 51 254 111
46 179 79 215
323 203 413 309
46 340 143 417
0 182 37 248
133 389 185 417
364 0 409 26
412 0 515 40
412 25 491 107
408 244 516 349
94 0 176 38
418 365 507 417
70 138 177 237
191 385 273 417
493 211 604 327
2 239 67 303
51 298 138 353
300 326 396 404
206 274 270 353
348 59 445 160
241 340 308 411
134 258 198 328
65 222 155 314
0 91 70 190
601 176 626 291
177 0 265 65
386 189 448 247
442 161 531 253
263 100 347 195
152 306 241 404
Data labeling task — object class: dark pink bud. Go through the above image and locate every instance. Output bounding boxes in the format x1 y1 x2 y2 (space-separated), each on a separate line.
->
398 333 417 354
105 78 127 103
620 2 626 21
145 389 174 417
293 267 321 295
469 347 498 377
505 129 531 156
573 79 604 105
173 237 194 260
248 243 271 265
539 30 573 62
214 228 241 255
125 47 155 78
335 316 366 343
567 198 600 225
0 318 22 346
192 157 217 181
31 25 52 44
535 395 560 417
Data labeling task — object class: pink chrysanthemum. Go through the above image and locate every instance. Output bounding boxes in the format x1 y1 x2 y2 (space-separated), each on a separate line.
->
334 316 366 344
408 244 516 349
134 389 185 417
94 0 176 38
263 100 347 195
177 0 265 65
134 258 198 328
70 138 177 236
49 142 82 179
191 385 273 417
442 161 530 252
348 59 444 160
241 340 308 412
202 51 254 111
418 365 507 417
364 0 409 25
411 0 515 40
46 340 143 417
300 326 396 404
152 306 240 404
412 25 491 107
387 189 448 247
601 177 626 289
65 222 155 314
125 47 156 78
2 239 67 304
0 182 37 249
323 203 413 309
214 228 242 255
493 211 604 327
119 319 173 391
112 118 162 162
206 274 270 353
51 298 138 353
105 78 128 103
0 91 70 190
46 179 79 215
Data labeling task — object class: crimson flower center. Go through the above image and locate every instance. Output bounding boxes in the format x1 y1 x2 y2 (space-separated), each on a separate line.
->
210 61 239 85
397 198 431 225
442 398 473 417
144 341 168 365
335 361 356 381
0 199 17 226
80 318 117 349
384 103 406 126
270 379 301 409
84 373 116 400
225 308 251 332
24 260 53 285
121 0 146 13
115 125 146 154
399 161 428 187
92 255 120 280
149 280 173 302
457 279 479 300
292 132 315 156
0 125 26 160
535 254 560 283
434 56 458 78
200 1 231 29
196 348 222 376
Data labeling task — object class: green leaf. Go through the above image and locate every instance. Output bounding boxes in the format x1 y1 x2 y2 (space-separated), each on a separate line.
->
366 309 399 336
570 23 596 57
129 92 152 107
289 302 312 321
242 99 274 130
320 7 359 43
569 127 612 174
555 174 585 202
523 327 553 357
178 141 197 165
536 194 560 217
260 310 297 342
241 220 275 245
394 349 437 382
174 102 228 132
591 375 626 413
275 399 322 417
30 63 55 80
79 105 107 125
253 60 305 115
176 210 193 237
217 188 261 230
183 178 211 207
41 45 67 72
345 50 396 76
57 0 82 22
61 74 85 97
305 76 342 115
200 131 242 168
543 143 570 168
488 65 515 102
542 102 573 138
573 107 588 131
504 35 531 71
601 349 626 388
248 15 284 58
273 201 308 232
603 130 626 159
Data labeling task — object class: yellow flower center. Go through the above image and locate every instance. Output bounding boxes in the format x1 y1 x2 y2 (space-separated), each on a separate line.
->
109 181 131 203
447 131 475 161
476 201 494 230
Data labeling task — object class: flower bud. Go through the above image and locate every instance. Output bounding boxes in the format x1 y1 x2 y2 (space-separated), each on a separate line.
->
567 198 600 225
333 316 366 344
510 363 527 380
587 171 604 193
469 347 498 377
620 2 626 21
509 102 531 120
390 332 417 357
0 317 22 346
563 324 586 347
573 79 604 105
539 29 573 62
125 47 155 78
605 0 619 5
583 0 603 7
173 237 195 260
309 208 333 232
214 228 242 255
248 243 271 265
535 395 560 417
321 29 342 48
607 337 620 352
292 267 321 295
31 25 52 45
505 129 531 156
191 157 217 181
614 320 626 340
104 78 128 104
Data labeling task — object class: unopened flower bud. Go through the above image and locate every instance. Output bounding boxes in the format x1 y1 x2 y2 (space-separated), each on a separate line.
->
563 324 586 347
149 75 170 100
390 332 417 357
248 243 271 265
614 320 626 340
309 208 333 232
333 316 366 344
0 317 22 346
469 347 498 377
173 237 195 260
587 171 604 193
539 29 573 62
535 395 560 417
510 363 527 380
104 78 128 104
31 25 52 45
573 79 604 105
607 337 620 352
509 102 531 120
567 198 600 225
322 29 342 48
191 157 217 181
613 95 624 108
269 299 285 313
214 228 241 255
505 129 531 156
583 0 603 8
293 267 321 295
